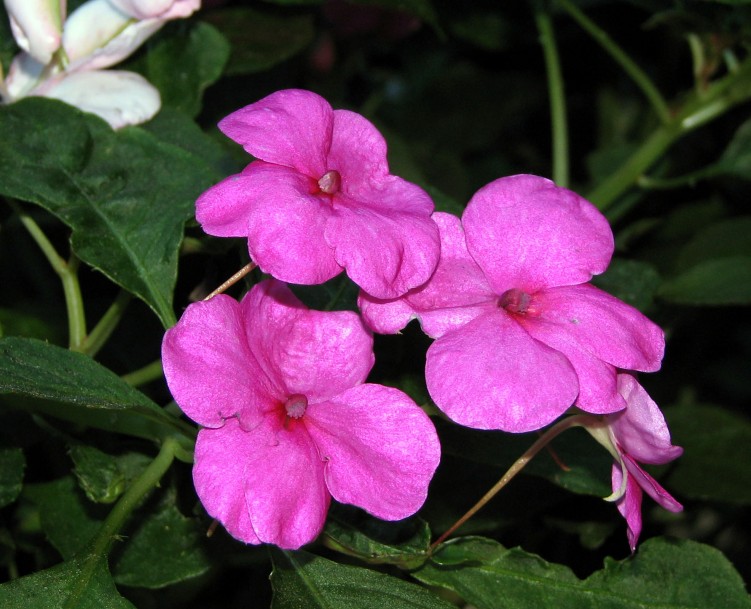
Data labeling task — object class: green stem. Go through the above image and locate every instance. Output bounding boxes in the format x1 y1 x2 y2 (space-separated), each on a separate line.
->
122 359 164 387
81 290 132 357
65 438 178 609
430 414 597 551
557 0 671 124
535 4 570 187
588 56 751 211
10 202 87 350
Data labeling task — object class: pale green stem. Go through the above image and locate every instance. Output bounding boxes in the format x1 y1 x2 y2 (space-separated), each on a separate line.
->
535 4 569 187
65 438 178 609
557 0 671 124
203 262 256 301
81 290 132 357
10 202 87 350
430 414 598 551
588 55 751 211
122 359 164 387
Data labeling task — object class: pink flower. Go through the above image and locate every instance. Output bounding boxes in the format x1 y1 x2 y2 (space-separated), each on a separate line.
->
161 279 440 549
195 89 440 300
360 175 665 432
600 374 683 552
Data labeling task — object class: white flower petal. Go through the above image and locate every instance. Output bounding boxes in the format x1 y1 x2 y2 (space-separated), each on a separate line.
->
108 0 200 20
43 69 161 128
5 0 64 64
4 52 49 100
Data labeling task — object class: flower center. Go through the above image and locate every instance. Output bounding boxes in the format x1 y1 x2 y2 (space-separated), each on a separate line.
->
317 170 341 194
499 288 533 315
284 394 308 419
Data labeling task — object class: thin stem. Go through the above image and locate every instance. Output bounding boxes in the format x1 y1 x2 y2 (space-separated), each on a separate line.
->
204 262 256 301
122 359 164 387
535 4 570 187
430 414 596 551
81 290 132 357
588 55 751 211
65 438 178 609
9 202 87 350
557 0 671 124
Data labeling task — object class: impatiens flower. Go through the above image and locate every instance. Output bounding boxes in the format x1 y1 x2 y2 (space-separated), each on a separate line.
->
360 175 665 432
195 89 440 300
1 0 200 128
589 373 683 552
162 279 440 550
4 0 65 64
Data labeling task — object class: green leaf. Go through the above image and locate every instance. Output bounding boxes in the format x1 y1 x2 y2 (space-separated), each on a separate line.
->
0 337 193 443
111 497 211 589
136 21 230 118
25 476 104 560
203 7 314 76
676 217 751 270
712 117 751 179
664 403 751 504
414 536 751 609
270 549 456 609
70 445 125 504
591 258 661 312
0 98 217 327
0 447 24 508
323 506 432 568
0 552 135 609
658 256 751 305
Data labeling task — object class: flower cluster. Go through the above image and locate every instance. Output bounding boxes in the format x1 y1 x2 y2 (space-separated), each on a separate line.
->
1 0 200 128
162 89 682 551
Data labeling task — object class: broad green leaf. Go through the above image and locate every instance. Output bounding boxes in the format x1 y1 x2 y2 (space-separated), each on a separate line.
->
0 98 216 327
111 498 211 589
591 258 661 312
25 476 104 560
664 403 751 504
323 506 432 568
0 447 24 508
0 552 135 609
203 7 314 76
676 217 751 270
135 21 230 118
414 536 751 609
0 337 194 443
658 256 751 305
270 549 456 609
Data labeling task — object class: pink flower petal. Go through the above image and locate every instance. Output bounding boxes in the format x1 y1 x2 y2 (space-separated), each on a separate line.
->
193 423 261 545
196 162 342 285
243 418 330 549
463 175 614 293
613 464 643 553
521 313 626 414
611 374 684 464
426 311 579 432
162 294 274 430
241 280 374 403
218 89 332 178
327 109 389 194
359 212 496 336
326 185 440 299
623 454 683 512
533 284 665 372
306 384 440 520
